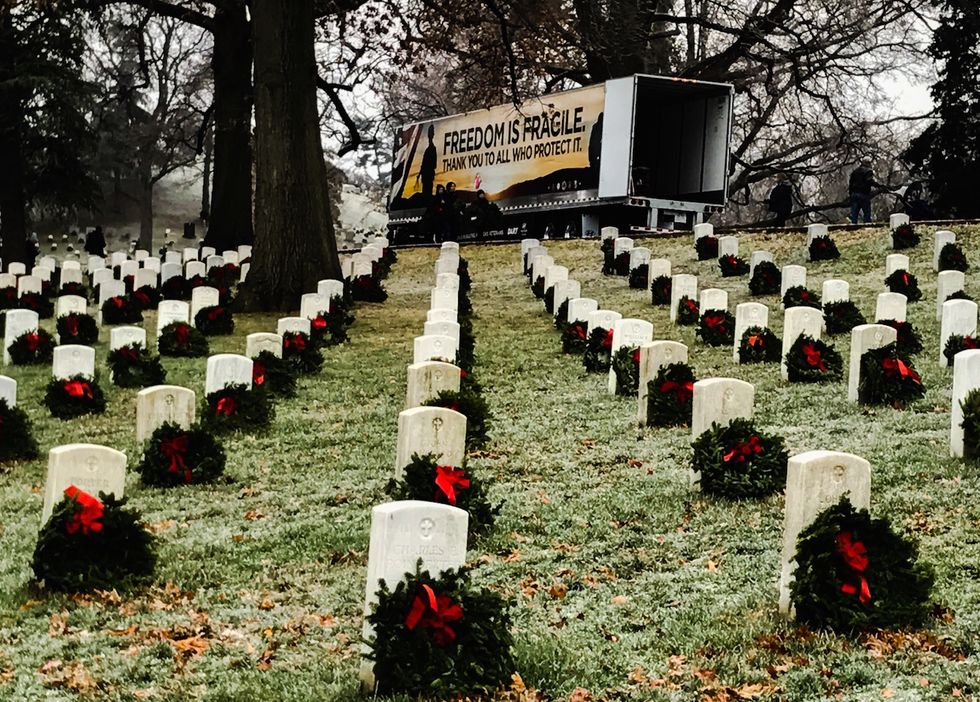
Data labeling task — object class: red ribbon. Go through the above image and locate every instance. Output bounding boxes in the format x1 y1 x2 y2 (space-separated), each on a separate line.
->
631 348 641 365
25 333 40 352
116 345 138 362
111 296 125 309
882 356 922 385
660 380 694 404
64 485 104 535
836 531 872 605
65 316 79 337
253 361 266 386
802 342 828 372
434 465 470 506
722 435 763 463
572 323 587 341
64 380 93 399
311 315 327 331
602 329 614 350
704 313 725 329
685 299 699 314
207 307 224 321
747 334 763 348
134 290 150 306
404 583 464 646
174 324 190 345
215 396 236 417
160 434 192 483
284 333 307 354
800 290 810 301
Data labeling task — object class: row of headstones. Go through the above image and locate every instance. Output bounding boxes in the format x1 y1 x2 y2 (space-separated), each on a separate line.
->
360 241 470 690
345 236 391 280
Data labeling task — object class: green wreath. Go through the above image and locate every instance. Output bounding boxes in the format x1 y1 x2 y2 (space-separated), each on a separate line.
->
645 363 695 427
207 262 240 286
365 564 513 697
543 285 555 313
251 350 298 398
201 383 274 432
282 331 323 374
749 261 781 296
44 374 107 419
107 344 167 388
946 290 973 303
884 270 922 302
531 275 545 299
695 236 718 260
131 285 160 310
423 387 490 449
59 282 89 299
938 242 968 272
18 293 54 318
960 389 980 461
738 326 781 363
691 418 788 498
160 275 191 300
0 286 17 310
32 489 156 592
676 296 699 325
697 310 735 346
650 275 672 305
386 453 499 534
808 235 840 261
629 263 648 289
783 286 822 309
719 254 749 277
100 295 143 325
582 327 613 372
878 319 923 356
136 422 226 487
8 329 56 365
0 398 40 461
157 321 210 358
310 307 353 347
560 320 588 354
600 238 615 275
456 317 476 374
55 312 99 344
613 252 631 276
611 345 640 396
194 305 235 336
858 343 925 407
351 275 388 303
791 496 934 632
824 301 866 336
553 299 570 328
944 334 980 366
785 335 843 383
891 223 920 250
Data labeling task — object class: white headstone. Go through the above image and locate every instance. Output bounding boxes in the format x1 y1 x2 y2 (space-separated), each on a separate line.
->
182 248 199 263
822 279 850 305
436 273 460 292
431 287 458 312
7 262 26 276
52 345 95 380
612 237 634 259
156 300 190 336
940 300 978 367
0 273 15 289
205 354 253 395
670 274 698 323
134 249 149 262
413 334 457 364
648 258 671 280
951 350 980 457
568 298 599 324
185 260 206 280
59 268 83 286
0 375 16 407
164 251 182 265
119 260 139 280
136 385 196 443
238 245 252 260
86 256 106 273
423 320 461 343
190 286 220 320
98 280 125 306
276 317 311 337
317 279 345 300
778 450 871 616
699 288 728 312
875 292 907 323
600 226 618 241
889 213 910 230
426 308 457 323
733 303 769 363
847 324 898 401
636 341 688 425
780 265 807 297
693 223 713 241
109 326 146 351
544 265 568 292
31 266 51 283
805 224 828 246
246 332 283 359
394 406 466 475
934 230 957 271
749 251 773 277
781 307 824 380
530 255 555 282
300 293 331 320
607 318 654 393
17 275 41 297
587 309 622 336
717 235 738 259
520 238 540 256
4 309 39 365
41 444 127 524
406 361 461 409
552 280 581 313
205 255 224 272
56 295 87 318
691 378 754 440
62 260 81 272
885 253 909 276
134 269 157 290
221 250 240 265
200 246 216 260
109 252 128 268
160 262 182 283
629 247 651 270
937 270 966 321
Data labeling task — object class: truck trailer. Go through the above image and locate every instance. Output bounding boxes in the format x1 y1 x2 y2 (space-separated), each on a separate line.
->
387 73 734 242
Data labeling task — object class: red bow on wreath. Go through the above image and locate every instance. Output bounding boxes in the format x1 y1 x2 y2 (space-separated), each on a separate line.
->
799 290 810 301
660 379 694 404
64 380 93 399
284 334 306 354
64 485 104 535
747 334 763 348
215 396 237 417
207 307 224 321
434 465 470 505
836 531 872 605
963 336 979 350
704 313 725 329
722 435 763 463
405 583 464 646
161 434 192 483
802 342 828 372
459 369 468 379
174 324 190 345
25 333 41 352
65 316 79 337
134 290 150 306
111 296 125 309
722 255 736 265
631 348 641 365
252 361 266 386
602 329 614 350
117 345 138 362
882 356 922 385
572 323 587 341
685 299 699 313
311 315 328 332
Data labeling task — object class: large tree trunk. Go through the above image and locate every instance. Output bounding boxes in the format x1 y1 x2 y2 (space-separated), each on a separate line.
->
201 120 213 222
138 175 154 251
0 99 30 267
203 4 254 250
239 0 341 311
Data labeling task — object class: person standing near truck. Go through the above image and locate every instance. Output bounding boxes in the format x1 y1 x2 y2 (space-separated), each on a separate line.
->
849 160 875 224
417 124 438 202
767 177 794 227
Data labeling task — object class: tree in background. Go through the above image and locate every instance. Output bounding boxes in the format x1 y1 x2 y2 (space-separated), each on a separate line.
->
905 0 980 219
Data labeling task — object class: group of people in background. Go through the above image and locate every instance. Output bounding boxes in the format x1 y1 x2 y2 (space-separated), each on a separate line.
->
419 183 503 242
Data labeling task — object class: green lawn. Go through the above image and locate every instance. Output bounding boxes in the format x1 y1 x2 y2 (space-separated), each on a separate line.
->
2 227 980 700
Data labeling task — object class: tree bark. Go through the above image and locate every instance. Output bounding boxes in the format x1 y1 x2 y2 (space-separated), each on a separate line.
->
138 174 154 251
203 3 254 250
239 0 341 311
0 98 30 267
201 118 213 221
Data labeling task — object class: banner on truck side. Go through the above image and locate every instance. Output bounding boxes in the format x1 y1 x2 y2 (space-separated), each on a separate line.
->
388 84 605 214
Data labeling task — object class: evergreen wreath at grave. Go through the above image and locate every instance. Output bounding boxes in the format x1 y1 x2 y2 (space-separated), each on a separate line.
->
136 422 227 487
202 383 273 432
891 222 920 250
718 254 749 277
282 331 323 374
599 237 615 275
808 235 840 261
310 307 353 347
0 398 40 461
158 321 209 357
560 319 588 354
381 246 398 267
878 319 923 356
543 284 555 313
366 563 513 696
790 496 934 632
645 362 696 427
44 374 107 418
18 292 54 318
946 290 973 303
629 263 648 289
56 312 99 344
531 275 545 299
187 273 209 290
131 285 160 310
650 275 672 305
943 334 980 366
194 305 235 336
216 283 236 306
749 261 781 296
785 335 843 383
697 309 736 346
783 285 821 309
691 418 788 498
611 345 641 396
583 327 613 372
938 242 969 272
884 270 922 302
456 287 473 319
251 350 297 397
100 295 143 324
0 286 18 310
959 389 980 462
8 328 56 365
823 301 866 336
553 298 570 327
738 326 782 363
160 275 191 300
32 487 156 592
676 296 700 326
614 251 631 276
695 235 718 260
858 343 924 407
350 274 388 302
59 281 89 299
423 387 490 449
207 262 240 286
106 344 167 388
386 454 499 533
456 259 471 295
456 318 476 374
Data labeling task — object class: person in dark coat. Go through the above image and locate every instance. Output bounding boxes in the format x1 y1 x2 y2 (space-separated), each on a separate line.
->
767 178 794 227
84 226 106 256
464 190 503 237
849 160 875 224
